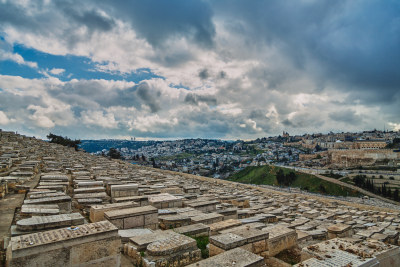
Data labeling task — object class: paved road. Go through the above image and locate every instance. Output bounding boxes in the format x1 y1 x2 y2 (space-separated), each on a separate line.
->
310 173 400 206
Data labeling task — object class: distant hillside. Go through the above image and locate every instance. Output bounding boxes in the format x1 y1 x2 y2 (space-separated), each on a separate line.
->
79 140 160 153
227 165 361 197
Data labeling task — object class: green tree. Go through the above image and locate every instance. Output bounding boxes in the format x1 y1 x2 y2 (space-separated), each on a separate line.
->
151 157 156 168
353 175 365 187
394 189 399 202
47 133 81 151
382 184 387 197
386 138 400 149
108 148 122 159
319 184 327 194
276 169 285 185
276 169 297 186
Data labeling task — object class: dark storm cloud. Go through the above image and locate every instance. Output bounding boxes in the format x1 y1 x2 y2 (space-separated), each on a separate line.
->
249 110 266 119
0 1 59 32
184 93 217 106
96 0 216 48
47 80 164 113
0 2 31 27
329 109 362 125
47 80 132 109
198 69 209 80
61 7 115 32
281 118 309 129
212 0 400 102
0 0 116 50
135 83 161 113
218 71 227 79
152 50 195 68
281 119 294 127
0 92 43 111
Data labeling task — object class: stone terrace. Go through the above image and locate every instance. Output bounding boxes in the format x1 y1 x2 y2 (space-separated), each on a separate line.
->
1 129 400 266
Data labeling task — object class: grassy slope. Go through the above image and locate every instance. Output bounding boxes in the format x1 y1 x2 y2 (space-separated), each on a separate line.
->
228 165 361 197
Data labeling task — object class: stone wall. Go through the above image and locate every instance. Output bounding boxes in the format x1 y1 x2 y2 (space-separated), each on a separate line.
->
328 149 399 167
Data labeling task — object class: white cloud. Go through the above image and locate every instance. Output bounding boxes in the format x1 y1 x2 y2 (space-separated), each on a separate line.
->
133 114 178 133
49 68 65 75
0 50 38 68
388 123 400 132
0 111 10 125
81 110 118 129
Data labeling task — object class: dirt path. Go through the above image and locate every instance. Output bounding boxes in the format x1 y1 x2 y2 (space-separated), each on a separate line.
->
0 172 40 262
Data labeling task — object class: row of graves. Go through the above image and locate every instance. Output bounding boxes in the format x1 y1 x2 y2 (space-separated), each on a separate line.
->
2 131 400 266
0 130 44 199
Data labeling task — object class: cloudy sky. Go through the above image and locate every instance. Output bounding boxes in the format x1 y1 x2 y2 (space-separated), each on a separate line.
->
0 0 399 140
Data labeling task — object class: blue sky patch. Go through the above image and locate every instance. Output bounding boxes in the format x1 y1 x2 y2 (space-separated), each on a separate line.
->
5 44 164 83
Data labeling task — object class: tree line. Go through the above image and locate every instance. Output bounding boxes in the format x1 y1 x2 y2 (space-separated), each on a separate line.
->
47 133 81 151
353 175 400 202
276 169 297 186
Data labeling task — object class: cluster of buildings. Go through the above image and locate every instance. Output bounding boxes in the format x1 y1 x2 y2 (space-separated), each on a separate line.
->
283 130 400 169
87 129 400 182
2 129 400 266
122 139 301 178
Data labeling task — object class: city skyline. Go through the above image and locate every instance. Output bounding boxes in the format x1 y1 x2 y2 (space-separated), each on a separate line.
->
1 0 399 140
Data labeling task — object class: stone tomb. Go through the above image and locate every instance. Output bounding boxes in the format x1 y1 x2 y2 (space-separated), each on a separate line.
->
187 247 265 267
75 198 102 209
296 249 379 267
23 195 72 212
125 230 201 267
159 214 191 230
209 219 242 235
160 186 183 194
110 183 138 199
127 230 178 252
186 200 219 212
104 205 158 230
327 223 353 239
75 181 103 188
262 225 298 257
143 234 201 267
217 208 238 220
113 195 149 206
40 174 69 182
183 185 200 194
20 204 60 216
6 221 121 267
16 213 84 232
221 196 250 208
118 228 153 243
73 187 105 194
28 192 65 199
90 201 139 222
148 193 183 209
299 238 400 267
190 212 224 225
73 192 108 200
173 223 210 237
209 228 269 257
